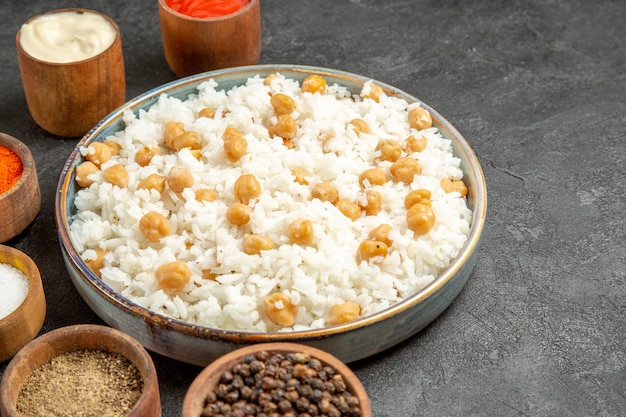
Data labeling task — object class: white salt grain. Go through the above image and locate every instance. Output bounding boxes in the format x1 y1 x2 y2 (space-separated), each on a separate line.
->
0 263 29 319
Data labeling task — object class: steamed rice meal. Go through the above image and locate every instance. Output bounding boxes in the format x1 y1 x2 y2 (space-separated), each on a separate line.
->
70 73 472 332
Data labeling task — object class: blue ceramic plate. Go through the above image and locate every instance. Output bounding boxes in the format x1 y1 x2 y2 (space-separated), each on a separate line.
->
55 64 487 366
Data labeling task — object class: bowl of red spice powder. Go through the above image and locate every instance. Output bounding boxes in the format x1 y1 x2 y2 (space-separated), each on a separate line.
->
0 133 40 243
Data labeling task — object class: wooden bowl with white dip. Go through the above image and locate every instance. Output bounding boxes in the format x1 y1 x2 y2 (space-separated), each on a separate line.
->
0 244 46 363
16 8 126 137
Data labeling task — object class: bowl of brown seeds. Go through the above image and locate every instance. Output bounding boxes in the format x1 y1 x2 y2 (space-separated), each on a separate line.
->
0 324 161 417
182 342 371 417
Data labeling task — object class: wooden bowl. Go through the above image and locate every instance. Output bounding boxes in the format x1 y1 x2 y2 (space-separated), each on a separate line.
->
158 0 261 77
0 324 161 417
0 133 40 243
182 342 372 417
0 244 45 363
16 9 126 137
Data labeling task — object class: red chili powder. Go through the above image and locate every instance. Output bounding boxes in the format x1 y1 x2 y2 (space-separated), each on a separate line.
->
166 0 250 18
0 145 23 195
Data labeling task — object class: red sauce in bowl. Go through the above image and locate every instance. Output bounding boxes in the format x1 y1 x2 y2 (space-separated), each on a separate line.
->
165 0 250 18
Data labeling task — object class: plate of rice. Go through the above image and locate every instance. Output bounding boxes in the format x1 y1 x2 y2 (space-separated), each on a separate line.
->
55 64 486 365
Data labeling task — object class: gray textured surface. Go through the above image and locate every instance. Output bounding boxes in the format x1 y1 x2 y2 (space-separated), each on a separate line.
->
1 1 624 416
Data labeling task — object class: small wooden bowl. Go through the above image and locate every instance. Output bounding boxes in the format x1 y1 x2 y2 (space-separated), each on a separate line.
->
182 342 372 417
158 0 261 77
0 244 45 363
16 9 126 137
0 324 161 417
0 133 40 243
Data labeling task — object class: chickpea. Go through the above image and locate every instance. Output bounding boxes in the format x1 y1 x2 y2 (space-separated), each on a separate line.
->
291 167 309 185
408 106 433 130
270 93 296 115
441 178 469 197
223 126 248 162
75 161 99 188
199 107 215 118
242 234 276 255
164 121 185 149
327 301 361 325
137 173 166 194
263 73 280 85
226 203 252 226
85 142 112 167
357 239 388 263
195 188 217 202
173 131 202 151
404 189 432 209
390 157 421 184
376 139 402 162
104 141 121 155
139 212 171 242
155 261 191 294
85 248 107 278
361 189 383 216
368 224 393 247
134 146 160 167
234 174 262 204
335 198 362 221
264 293 298 327
269 114 297 140
301 74 327 94
406 203 435 235
103 164 129 188
311 182 339 204
349 118 372 136
359 168 386 187
361 83 384 102
167 166 194 193
288 219 314 245
404 134 427 153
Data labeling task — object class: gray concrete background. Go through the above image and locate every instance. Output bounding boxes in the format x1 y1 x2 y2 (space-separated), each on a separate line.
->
1 1 624 416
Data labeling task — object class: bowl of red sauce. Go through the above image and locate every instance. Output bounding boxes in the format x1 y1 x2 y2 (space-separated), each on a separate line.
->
158 0 261 77
0 133 40 243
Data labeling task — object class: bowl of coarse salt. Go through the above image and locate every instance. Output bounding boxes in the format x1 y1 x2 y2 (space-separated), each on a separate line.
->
0 133 40 243
0 244 46 363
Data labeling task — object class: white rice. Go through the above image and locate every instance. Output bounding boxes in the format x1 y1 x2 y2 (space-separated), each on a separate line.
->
70 74 472 332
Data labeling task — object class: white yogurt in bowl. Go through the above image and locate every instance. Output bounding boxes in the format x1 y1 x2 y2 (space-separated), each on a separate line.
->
19 10 117 63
